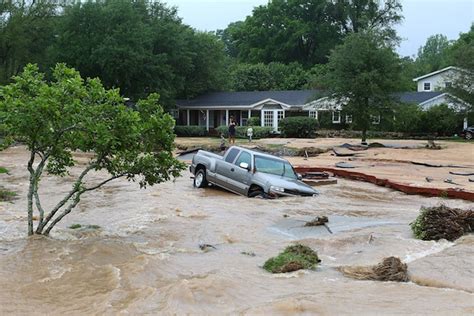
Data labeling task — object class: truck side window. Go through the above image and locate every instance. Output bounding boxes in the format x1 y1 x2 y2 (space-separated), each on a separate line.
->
225 148 240 163
235 151 251 167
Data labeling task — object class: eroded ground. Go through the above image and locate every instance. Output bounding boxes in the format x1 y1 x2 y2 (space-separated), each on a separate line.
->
0 146 473 315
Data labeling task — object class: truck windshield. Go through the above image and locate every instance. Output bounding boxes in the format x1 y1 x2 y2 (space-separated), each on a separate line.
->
254 156 297 179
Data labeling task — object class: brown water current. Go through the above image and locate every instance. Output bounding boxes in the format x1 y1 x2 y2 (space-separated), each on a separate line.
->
1 146 473 315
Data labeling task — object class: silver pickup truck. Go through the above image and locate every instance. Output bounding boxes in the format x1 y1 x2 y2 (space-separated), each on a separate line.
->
190 146 318 198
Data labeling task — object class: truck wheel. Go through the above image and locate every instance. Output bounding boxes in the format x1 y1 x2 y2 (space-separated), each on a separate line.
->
249 190 266 198
194 169 208 188
466 132 472 140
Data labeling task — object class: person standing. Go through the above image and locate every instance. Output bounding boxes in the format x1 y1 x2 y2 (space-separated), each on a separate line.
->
228 119 237 144
246 126 253 143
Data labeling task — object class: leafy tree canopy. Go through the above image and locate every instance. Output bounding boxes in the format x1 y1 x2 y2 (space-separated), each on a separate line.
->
324 31 402 142
0 63 185 236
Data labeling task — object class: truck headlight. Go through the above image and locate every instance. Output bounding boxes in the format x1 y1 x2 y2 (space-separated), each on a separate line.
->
270 185 285 193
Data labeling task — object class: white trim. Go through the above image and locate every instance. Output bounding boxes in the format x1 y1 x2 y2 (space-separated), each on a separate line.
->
206 109 209 131
418 92 470 107
225 109 229 126
345 114 353 123
251 98 293 109
332 111 341 124
186 110 190 126
412 66 459 82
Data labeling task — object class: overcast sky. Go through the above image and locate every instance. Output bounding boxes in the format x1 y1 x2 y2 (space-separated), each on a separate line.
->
165 0 473 57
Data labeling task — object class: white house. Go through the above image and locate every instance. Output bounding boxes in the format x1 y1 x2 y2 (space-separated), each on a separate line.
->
176 67 471 131
412 66 460 92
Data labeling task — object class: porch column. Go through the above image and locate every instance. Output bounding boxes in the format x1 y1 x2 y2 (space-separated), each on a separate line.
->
206 110 209 131
260 110 264 127
464 117 468 129
248 109 251 118
226 109 229 125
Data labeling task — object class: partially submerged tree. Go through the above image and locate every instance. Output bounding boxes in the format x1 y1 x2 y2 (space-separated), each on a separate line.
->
324 32 401 143
0 64 185 236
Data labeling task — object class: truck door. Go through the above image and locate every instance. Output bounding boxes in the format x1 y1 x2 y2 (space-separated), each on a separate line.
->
215 148 240 187
227 151 253 195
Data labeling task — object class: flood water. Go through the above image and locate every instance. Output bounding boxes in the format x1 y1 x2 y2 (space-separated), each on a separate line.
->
1 146 473 315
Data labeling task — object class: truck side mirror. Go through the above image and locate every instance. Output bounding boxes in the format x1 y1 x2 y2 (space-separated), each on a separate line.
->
297 173 303 180
239 162 250 170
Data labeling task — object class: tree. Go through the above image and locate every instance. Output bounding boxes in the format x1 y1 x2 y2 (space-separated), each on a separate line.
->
224 0 403 66
53 0 227 107
324 32 401 143
0 0 57 83
227 0 343 66
415 34 451 74
0 64 185 236
445 25 474 111
329 0 403 43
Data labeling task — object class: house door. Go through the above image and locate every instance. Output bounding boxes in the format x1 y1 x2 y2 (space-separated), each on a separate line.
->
262 110 284 131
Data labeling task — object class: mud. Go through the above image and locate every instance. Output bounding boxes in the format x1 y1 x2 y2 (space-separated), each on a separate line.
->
1 146 474 315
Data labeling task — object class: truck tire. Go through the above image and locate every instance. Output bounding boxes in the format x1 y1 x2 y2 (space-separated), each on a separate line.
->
466 132 472 140
248 190 266 198
194 169 208 188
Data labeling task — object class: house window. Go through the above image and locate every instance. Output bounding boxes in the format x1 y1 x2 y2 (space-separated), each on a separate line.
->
263 111 273 127
371 115 381 125
332 111 341 124
445 82 452 88
345 115 353 124
423 82 431 91
309 111 318 120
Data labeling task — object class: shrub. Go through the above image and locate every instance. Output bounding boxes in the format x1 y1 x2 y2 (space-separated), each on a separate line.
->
263 244 320 273
418 104 463 136
0 188 16 201
279 116 319 138
174 125 208 137
215 125 273 139
247 117 261 126
0 167 8 174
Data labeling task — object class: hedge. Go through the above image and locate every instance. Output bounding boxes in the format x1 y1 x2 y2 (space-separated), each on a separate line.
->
279 116 319 138
215 125 273 139
174 125 208 137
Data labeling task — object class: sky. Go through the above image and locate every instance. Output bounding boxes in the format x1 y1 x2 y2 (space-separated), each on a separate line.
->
164 0 474 57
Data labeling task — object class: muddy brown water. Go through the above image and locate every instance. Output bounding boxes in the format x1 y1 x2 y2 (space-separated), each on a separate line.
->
1 146 473 315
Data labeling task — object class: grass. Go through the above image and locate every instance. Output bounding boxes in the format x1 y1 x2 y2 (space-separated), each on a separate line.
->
69 224 101 230
0 188 16 201
0 167 8 174
263 244 320 273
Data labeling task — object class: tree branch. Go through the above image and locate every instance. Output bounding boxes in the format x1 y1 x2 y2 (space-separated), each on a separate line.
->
82 174 126 192
36 164 95 233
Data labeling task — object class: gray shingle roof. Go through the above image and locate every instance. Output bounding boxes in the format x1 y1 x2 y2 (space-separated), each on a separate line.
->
177 90 321 107
393 91 444 104
177 90 446 108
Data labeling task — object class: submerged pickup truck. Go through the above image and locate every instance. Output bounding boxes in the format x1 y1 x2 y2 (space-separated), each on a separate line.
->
190 146 318 198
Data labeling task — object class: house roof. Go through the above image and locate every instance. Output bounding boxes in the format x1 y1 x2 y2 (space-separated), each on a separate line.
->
176 90 321 108
393 91 444 104
412 66 459 82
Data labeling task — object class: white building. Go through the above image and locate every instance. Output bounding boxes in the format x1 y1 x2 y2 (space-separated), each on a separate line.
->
412 66 460 92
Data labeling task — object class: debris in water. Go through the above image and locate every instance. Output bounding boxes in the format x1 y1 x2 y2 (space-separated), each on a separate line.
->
263 244 320 273
335 162 356 169
449 171 474 176
199 243 217 251
338 257 409 282
426 140 441 150
425 177 434 183
241 251 256 257
304 216 328 227
410 205 473 241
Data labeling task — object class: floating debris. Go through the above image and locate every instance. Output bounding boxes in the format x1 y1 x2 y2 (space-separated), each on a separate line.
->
339 257 409 282
199 243 217 251
410 205 474 241
304 216 329 227
263 244 320 273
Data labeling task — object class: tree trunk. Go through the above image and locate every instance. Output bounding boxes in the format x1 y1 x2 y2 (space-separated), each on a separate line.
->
27 175 35 235
361 129 367 144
